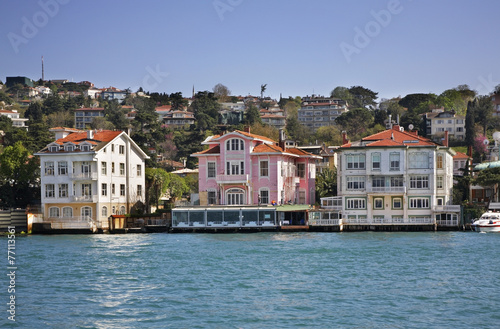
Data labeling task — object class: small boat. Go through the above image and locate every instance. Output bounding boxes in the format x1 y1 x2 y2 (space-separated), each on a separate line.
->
471 211 500 233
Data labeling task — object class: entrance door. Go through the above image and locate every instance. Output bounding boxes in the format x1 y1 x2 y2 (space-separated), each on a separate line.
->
226 188 245 205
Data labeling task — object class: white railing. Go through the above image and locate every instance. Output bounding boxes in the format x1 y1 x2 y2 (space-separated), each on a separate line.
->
433 205 461 212
71 172 98 180
368 186 405 193
71 195 98 202
216 174 249 183
309 218 341 226
35 216 96 230
436 219 459 226
343 217 435 225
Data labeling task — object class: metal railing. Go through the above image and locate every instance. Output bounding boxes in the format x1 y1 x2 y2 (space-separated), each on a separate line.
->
71 195 98 202
71 172 98 180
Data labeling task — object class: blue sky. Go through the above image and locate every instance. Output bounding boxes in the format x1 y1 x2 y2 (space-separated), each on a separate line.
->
2 0 499 101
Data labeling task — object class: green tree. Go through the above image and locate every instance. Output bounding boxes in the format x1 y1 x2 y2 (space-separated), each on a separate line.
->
335 108 374 139
285 115 313 145
315 125 342 145
315 168 337 202
348 86 378 109
25 101 44 122
0 90 14 105
0 142 40 208
43 94 64 114
190 91 221 132
169 92 188 111
145 168 170 211
330 86 353 105
399 93 436 111
260 84 267 99
465 99 476 147
173 130 206 169
244 103 262 126
104 100 129 130
474 95 494 135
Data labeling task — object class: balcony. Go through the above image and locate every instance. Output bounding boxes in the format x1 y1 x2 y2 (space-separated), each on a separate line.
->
71 172 98 180
367 186 406 193
71 195 98 202
433 205 461 212
216 174 249 184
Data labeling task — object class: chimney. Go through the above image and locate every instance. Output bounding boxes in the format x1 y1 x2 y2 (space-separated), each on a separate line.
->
279 128 286 150
393 125 400 131
342 131 348 145
244 126 250 133
443 131 449 147
87 130 94 139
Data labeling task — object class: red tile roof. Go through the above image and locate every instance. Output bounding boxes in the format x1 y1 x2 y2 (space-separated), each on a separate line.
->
342 127 438 148
192 145 221 155
453 151 470 159
55 130 122 145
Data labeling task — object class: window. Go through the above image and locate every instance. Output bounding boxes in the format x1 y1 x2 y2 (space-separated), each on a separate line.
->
102 183 107 196
112 206 116 215
120 206 126 215
45 162 54 175
65 144 74 152
374 197 384 209
49 145 59 152
137 185 142 197
101 162 107 175
227 189 244 205
260 160 269 177
372 152 381 170
102 206 108 217
409 197 429 208
410 175 429 189
137 164 142 177
297 163 305 178
390 153 400 170
347 176 365 190
58 161 68 175
45 184 55 198
208 191 217 205
436 154 444 169
226 161 244 175
112 163 115 174
111 144 114 152
226 138 244 151
456 127 464 132
58 184 68 198
392 197 402 209
120 163 125 175
62 207 72 218
112 184 115 195
436 176 444 189
81 144 90 152
82 183 92 197
347 154 365 169
437 198 444 206
390 176 403 188
119 145 125 154
346 198 366 209
120 184 125 196
409 152 428 169
207 162 216 178
81 206 92 218
49 207 59 217
259 189 269 204
372 177 385 188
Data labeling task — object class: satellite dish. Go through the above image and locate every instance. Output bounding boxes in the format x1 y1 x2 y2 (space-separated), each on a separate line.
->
483 139 490 145
493 131 500 142
408 124 414 130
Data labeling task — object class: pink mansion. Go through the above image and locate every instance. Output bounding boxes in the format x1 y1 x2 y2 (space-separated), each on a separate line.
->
192 129 321 206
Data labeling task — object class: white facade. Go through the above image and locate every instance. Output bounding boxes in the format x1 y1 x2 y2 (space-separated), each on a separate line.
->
337 126 460 223
35 130 149 229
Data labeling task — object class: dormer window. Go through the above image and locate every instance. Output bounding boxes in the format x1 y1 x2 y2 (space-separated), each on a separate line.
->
226 138 244 151
65 144 75 152
81 144 91 152
49 145 59 152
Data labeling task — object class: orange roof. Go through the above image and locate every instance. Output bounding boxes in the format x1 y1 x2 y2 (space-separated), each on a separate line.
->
233 130 277 144
192 145 221 155
342 127 437 148
252 143 284 154
55 130 122 145
453 151 470 159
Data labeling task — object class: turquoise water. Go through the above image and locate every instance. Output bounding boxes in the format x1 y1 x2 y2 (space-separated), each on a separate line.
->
4 232 500 328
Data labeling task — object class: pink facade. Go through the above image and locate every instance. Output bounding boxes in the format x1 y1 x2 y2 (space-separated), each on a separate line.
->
192 130 320 206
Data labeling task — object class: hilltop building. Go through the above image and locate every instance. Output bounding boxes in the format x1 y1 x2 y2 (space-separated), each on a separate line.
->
298 95 348 132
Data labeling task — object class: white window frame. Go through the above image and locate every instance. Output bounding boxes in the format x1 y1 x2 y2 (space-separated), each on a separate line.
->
409 152 429 169
58 161 68 175
207 162 216 178
260 160 269 177
390 152 400 171
58 184 68 198
102 183 107 196
346 198 366 209
373 197 384 209
49 207 60 218
347 176 365 190
346 154 365 169
409 197 430 208
45 162 54 176
101 162 107 175
45 184 55 198
410 175 429 189
372 152 381 170
62 207 73 218
259 189 269 204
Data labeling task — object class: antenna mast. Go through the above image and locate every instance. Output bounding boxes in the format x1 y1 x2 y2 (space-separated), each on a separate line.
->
41 56 44 81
